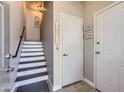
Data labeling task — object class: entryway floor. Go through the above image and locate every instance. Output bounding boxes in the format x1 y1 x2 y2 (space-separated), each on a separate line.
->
57 81 97 92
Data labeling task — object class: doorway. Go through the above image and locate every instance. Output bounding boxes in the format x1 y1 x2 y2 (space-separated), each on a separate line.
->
94 2 124 92
60 13 83 86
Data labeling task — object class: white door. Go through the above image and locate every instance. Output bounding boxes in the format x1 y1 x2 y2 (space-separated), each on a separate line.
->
95 2 124 92
61 13 83 86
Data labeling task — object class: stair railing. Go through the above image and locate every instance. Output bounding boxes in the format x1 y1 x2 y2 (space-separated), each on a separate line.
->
12 26 26 58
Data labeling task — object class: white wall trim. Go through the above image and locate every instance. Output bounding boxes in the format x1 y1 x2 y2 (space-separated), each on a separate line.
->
46 78 53 92
11 85 16 92
93 1 122 89
46 78 62 92
83 77 95 88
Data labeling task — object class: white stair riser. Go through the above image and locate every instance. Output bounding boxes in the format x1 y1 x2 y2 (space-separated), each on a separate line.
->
22 49 43 52
20 57 45 62
24 42 42 45
17 68 47 77
19 62 46 69
15 75 48 87
22 45 42 48
21 52 44 56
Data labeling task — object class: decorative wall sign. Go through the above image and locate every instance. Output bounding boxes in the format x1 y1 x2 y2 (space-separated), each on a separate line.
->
83 25 94 39
34 16 40 28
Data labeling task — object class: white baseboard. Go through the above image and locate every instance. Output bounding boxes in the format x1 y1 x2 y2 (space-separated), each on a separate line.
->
83 77 95 88
53 85 62 91
46 78 62 92
46 79 53 92
11 85 17 92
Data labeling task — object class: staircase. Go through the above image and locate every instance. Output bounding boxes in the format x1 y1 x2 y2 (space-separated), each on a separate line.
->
15 41 49 92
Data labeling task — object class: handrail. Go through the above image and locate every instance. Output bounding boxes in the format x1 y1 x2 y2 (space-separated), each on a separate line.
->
12 26 25 58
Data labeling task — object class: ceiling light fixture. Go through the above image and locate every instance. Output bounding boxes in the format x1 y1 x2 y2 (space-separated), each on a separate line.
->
37 2 47 12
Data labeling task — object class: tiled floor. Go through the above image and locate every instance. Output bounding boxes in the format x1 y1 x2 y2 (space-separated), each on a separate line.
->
57 81 98 92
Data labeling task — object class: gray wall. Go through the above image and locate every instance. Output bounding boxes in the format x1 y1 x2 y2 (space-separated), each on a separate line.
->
0 3 3 68
41 1 54 84
0 2 10 69
0 1 26 91
26 8 42 41
83 1 113 82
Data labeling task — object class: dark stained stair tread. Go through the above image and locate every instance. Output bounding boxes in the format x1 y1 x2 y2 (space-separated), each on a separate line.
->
16 72 48 82
19 60 46 64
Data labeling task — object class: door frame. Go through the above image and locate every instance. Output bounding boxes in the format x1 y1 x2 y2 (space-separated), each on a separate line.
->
0 2 4 68
93 1 122 88
60 13 83 87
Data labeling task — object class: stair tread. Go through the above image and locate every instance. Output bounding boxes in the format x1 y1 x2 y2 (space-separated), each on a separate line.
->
23 44 42 47
22 47 43 49
19 60 46 64
18 65 47 72
23 42 42 45
17 68 47 77
23 43 42 45
22 48 43 50
21 52 44 57
21 51 44 53
22 50 43 52
21 51 44 54
24 41 42 42
20 55 45 58
20 57 45 62
16 72 48 82
15 76 48 87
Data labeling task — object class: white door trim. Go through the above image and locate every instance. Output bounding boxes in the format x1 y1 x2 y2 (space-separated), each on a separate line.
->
60 13 83 87
0 2 4 68
93 1 122 88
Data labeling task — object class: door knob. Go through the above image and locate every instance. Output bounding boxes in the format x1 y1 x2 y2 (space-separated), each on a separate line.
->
5 53 11 59
96 51 100 54
97 42 100 44
63 54 68 56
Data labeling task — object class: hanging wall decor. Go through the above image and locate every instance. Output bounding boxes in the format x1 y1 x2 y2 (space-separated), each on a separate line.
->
34 16 40 28
83 25 94 39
